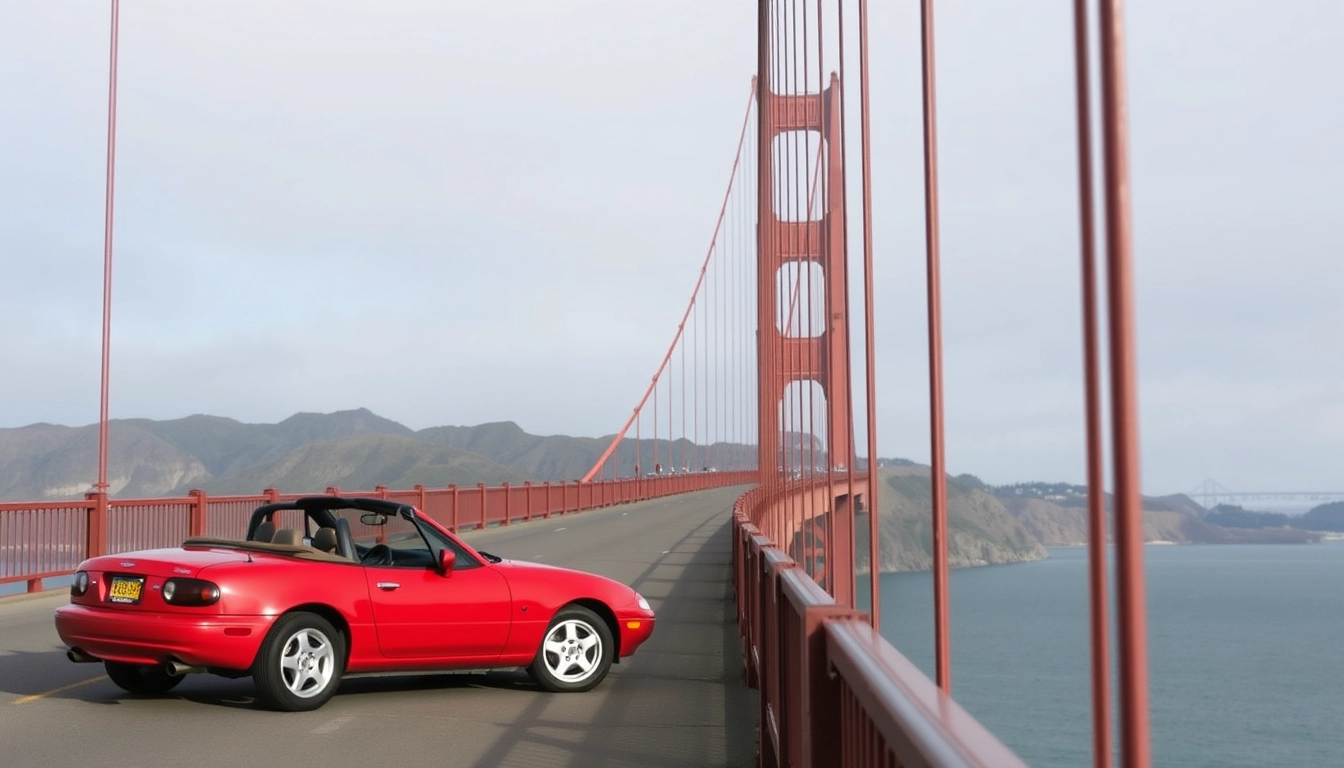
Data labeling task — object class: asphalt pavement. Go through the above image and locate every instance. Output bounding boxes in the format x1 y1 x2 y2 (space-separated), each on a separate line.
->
0 485 759 768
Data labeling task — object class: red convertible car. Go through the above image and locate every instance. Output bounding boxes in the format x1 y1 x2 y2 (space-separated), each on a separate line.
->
54 496 655 711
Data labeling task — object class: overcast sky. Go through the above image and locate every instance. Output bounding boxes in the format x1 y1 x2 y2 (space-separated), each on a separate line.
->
1 1 1340 496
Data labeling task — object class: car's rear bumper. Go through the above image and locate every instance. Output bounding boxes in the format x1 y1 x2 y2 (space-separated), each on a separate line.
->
614 609 656 657
54 604 272 670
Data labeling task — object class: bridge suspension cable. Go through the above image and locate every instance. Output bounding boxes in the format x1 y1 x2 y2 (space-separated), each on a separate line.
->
581 81 759 483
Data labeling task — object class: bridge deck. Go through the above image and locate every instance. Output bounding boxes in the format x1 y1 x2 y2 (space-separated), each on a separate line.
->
0 486 758 768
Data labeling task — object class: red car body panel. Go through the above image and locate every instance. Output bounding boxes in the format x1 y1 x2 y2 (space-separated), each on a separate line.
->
489 559 655 662
54 503 656 681
362 563 511 661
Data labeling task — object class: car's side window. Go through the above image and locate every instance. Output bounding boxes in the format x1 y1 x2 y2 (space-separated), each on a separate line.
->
415 522 481 571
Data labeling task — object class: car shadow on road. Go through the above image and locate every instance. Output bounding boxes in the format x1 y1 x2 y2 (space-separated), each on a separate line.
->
159 668 543 710
0 647 106 699
462 504 760 768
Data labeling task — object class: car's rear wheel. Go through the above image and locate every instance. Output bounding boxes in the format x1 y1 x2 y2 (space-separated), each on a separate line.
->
527 605 614 692
252 612 344 711
104 661 184 695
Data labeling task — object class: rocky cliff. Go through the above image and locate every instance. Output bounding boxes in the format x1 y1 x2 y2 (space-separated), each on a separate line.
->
856 467 1048 574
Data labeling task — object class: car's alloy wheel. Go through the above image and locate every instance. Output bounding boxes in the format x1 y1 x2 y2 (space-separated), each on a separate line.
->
253 612 345 711
528 605 614 692
104 661 184 695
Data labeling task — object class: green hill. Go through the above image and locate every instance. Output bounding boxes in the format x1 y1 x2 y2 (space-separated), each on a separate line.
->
200 434 524 495
854 466 1048 573
0 409 748 500
0 423 208 499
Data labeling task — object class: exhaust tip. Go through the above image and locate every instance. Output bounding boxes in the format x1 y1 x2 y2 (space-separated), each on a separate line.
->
67 648 99 664
165 660 205 676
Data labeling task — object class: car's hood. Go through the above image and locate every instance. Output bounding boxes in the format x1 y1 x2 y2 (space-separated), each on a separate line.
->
494 557 639 596
495 558 581 576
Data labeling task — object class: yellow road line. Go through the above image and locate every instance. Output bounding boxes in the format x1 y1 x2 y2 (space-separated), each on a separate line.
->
13 675 104 705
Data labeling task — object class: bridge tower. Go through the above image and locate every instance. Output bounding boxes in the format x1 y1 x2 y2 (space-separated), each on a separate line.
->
756 71 855 603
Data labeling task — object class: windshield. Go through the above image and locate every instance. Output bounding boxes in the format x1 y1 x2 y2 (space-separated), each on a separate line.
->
325 506 480 569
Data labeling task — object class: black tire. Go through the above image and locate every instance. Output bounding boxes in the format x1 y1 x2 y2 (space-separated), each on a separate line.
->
252 612 345 712
527 605 614 693
104 661 184 695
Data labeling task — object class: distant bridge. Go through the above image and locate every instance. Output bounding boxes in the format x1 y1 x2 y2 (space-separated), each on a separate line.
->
1187 480 1344 510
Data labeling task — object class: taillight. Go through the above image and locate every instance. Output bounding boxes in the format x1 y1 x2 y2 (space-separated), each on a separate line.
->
162 578 220 606
70 571 89 597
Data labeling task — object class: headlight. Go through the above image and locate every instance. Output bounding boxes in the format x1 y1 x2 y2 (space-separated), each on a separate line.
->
162 578 220 606
70 571 89 597
637 594 651 611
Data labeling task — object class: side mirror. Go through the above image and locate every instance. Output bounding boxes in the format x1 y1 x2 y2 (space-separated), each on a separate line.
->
437 549 456 576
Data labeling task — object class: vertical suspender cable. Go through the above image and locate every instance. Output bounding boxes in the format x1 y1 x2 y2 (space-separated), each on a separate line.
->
836 0 861 611
1099 0 1151 764
857 0 882 628
785 0 797 559
769 0 780 510
1073 1 1113 765
920 0 953 693
814 0 835 601
693 297 699 470
96 0 122 494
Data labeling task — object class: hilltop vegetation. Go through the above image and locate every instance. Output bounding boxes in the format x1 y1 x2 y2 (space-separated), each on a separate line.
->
991 487 1318 546
0 408 752 501
1205 502 1344 533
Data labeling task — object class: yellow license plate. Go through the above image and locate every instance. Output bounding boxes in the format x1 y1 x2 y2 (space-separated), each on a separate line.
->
108 576 144 605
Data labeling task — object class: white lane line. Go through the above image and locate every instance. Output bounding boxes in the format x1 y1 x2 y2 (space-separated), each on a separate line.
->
312 715 355 735
554 527 567 532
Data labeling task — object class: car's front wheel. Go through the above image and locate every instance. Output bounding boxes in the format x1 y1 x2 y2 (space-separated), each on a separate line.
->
104 661 184 695
252 612 345 711
527 605 614 692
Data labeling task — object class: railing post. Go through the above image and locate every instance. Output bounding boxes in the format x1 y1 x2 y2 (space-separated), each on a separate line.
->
326 486 341 497
502 482 511 526
415 484 426 512
264 487 279 504
84 490 107 559
188 489 208 538
543 481 552 519
375 484 388 499
449 484 459 532
524 481 533 522
477 483 486 529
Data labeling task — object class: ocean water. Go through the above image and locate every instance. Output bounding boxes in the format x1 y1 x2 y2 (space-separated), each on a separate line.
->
867 543 1344 767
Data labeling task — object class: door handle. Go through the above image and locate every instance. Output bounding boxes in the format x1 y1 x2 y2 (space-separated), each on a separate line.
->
376 582 400 591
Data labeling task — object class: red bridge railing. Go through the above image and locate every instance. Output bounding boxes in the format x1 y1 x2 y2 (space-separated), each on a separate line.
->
0 471 755 594
733 479 1028 767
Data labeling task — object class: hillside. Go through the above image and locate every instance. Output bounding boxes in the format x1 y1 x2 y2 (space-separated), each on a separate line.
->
0 409 747 501
120 408 416 477
199 434 524 495
997 491 1320 545
856 467 1048 574
416 422 755 479
0 423 208 499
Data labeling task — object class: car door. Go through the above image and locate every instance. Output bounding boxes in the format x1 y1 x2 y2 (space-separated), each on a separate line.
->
363 548 512 661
